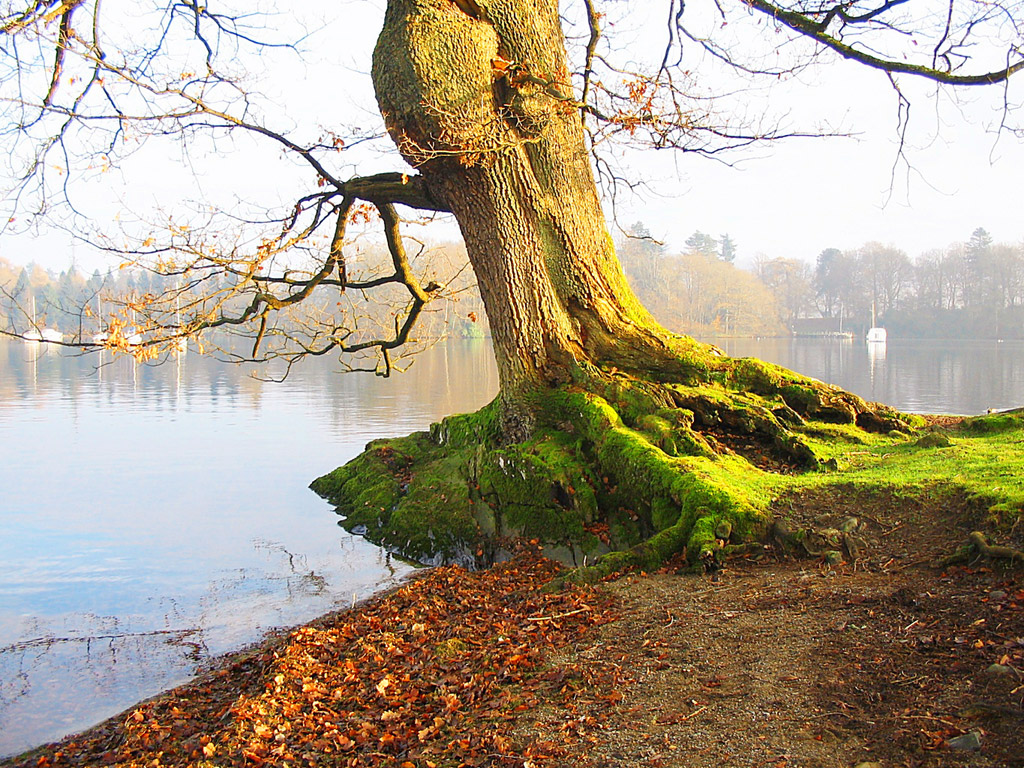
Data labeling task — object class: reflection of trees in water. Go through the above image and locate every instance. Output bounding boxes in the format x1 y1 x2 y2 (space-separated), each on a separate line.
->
252 538 328 599
0 619 205 722
0 536 340 753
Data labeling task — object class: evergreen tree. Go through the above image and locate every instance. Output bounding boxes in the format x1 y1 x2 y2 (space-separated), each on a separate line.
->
718 234 737 263
965 227 994 307
684 231 718 257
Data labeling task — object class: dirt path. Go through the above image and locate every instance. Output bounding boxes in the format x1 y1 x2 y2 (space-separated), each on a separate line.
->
4 489 1022 768
528 488 1024 767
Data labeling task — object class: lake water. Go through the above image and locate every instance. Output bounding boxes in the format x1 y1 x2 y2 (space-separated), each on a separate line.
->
1 335 1023 758
710 337 1024 415
0 338 499 758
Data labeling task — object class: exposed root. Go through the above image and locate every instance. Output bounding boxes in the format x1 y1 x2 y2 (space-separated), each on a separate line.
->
312 358 918 575
941 531 1024 567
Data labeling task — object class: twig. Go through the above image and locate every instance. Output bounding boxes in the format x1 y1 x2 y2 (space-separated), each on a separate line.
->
899 713 958 727
526 607 590 622
880 522 905 537
680 705 708 721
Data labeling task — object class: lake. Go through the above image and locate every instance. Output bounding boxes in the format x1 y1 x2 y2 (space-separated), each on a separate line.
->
0 338 499 758
711 336 1024 415
2 335 1023 757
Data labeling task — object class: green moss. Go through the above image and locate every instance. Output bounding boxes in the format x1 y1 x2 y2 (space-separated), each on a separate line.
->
778 384 818 414
650 496 678 532
312 362 1024 578
961 409 1024 435
310 436 418 522
311 432 482 565
479 438 590 544
898 412 928 429
728 357 791 393
916 432 952 448
779 413 1024 524
430 399 501 447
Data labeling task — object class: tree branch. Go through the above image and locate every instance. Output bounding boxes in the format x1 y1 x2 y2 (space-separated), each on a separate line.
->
746 0 1024 85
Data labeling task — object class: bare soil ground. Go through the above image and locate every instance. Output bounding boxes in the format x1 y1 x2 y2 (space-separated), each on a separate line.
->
4 488 1022 768
527 487 1024 768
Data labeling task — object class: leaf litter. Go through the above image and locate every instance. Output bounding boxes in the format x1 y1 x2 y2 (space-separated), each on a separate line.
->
4 488 1023 768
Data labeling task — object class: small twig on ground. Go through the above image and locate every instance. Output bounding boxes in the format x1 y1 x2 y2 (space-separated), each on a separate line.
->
527 607 590 622
680 705 708 721
899 713 958 728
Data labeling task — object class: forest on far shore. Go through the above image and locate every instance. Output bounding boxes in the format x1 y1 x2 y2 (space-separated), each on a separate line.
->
618 224 1024 340
2 225 1022 342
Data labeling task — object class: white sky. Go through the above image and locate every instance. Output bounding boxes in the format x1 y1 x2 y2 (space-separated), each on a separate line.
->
2 0 1022 273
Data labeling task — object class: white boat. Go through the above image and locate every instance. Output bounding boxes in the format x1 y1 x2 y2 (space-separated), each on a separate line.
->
866 326 887 343
22 298 61 343
866 301 886 344
91 329 140 345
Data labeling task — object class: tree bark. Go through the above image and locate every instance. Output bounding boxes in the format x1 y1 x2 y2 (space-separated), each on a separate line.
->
317 0 922 574
372 0 693 437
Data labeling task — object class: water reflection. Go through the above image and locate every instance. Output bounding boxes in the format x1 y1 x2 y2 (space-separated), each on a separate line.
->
710 337 1024 415
0 338 498 758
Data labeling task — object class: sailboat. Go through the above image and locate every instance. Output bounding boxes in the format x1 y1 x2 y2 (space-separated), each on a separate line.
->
21 296 63 343
22 296 41 342
172 292 187 353
92 299 110 344
866 301 887 344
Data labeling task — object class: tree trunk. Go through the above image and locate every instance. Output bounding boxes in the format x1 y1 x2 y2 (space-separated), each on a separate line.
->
372 0 696 437
315 0 918 576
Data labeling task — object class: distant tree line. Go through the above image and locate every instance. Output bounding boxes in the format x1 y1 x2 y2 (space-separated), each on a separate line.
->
811 229 1024 339
1 242 488 345
617 225 1024 340
4 226 1021 344
617 224 787 337
1 258 123 337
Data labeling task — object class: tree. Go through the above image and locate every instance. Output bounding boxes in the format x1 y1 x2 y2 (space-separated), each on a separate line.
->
965 227 994 306
684 231 719 258
755 256 814 326
858 242 913 318
813 247 851 318
718 234 737 264
3 0 1023 573
616 221 667 310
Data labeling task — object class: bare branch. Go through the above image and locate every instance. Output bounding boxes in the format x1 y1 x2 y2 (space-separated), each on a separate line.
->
746 0 1024 85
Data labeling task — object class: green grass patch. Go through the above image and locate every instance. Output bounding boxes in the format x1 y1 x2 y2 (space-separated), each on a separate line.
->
778 413 1024 526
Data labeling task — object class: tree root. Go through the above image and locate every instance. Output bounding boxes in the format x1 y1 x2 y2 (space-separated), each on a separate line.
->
770 518 868 565
313 360 919 574
940 531 1024 567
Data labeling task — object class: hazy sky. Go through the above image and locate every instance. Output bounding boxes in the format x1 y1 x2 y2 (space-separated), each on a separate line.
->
2 0 1021 273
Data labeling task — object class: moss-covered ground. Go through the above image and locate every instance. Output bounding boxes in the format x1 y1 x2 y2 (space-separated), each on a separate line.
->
312 358 1024 577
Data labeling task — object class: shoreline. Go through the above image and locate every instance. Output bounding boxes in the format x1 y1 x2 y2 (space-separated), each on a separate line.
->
0 571 427 764
2 486 1022 767
1 551 610 767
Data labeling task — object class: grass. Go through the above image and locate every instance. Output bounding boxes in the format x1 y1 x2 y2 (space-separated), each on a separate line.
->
778 411 1024 528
